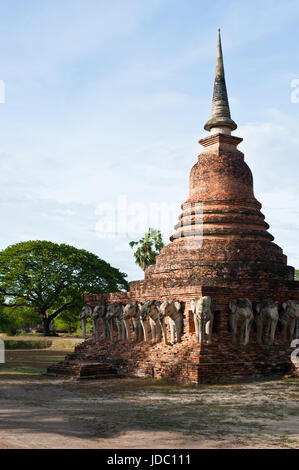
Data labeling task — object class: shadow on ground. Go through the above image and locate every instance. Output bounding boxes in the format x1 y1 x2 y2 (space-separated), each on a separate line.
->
0 350 298 448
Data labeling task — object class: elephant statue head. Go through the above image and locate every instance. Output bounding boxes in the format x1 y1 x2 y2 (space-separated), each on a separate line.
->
280 300 299 342
106 302 125 342
92 301 107 341
254 299 278 345
122 301 143 342
79 304 93 339
105 303 115 341
190 296 214 345
113 302 126 342
229 298 253 346
79 304 92 320
139 300 163 343
159 299 183 343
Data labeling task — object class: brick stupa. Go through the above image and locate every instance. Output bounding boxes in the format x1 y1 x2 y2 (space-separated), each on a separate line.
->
129 29 295 301
48 31 299 383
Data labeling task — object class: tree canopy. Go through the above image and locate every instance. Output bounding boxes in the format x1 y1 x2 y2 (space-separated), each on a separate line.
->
129 228 164 271
0 240 128 335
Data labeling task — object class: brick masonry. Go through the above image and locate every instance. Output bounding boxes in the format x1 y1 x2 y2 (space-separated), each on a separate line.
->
48 133 299 383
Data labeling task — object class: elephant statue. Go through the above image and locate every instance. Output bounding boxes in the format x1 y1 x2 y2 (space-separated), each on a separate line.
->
79 304 92 339
280 300 299 342
112 302 126 342
190 296 214 345
159 299 183 343
105 303 114 341
92 301 107 341
139 300 165 343
123 301 143 342
139 302 150 343
229 298 254 346
106 303 125 342
254 299 279 345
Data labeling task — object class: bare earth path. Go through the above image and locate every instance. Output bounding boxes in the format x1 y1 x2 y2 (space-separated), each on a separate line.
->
0 349 298 449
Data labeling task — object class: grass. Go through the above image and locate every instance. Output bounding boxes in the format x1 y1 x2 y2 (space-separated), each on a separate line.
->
50 341 80 350
0 366 45 375
0 349 71 376
0 333 84 350
4 339 53 350
282 376 299 383
0 334 84 377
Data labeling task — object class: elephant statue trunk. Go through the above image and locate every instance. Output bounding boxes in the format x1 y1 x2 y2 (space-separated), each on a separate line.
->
159 299 183 344
280 300 299 342
254 299 278 345
139 300 163 344
79 304 93 339
122 301 143 343
190 296 214 345
229 298 254 346
91 301 107 342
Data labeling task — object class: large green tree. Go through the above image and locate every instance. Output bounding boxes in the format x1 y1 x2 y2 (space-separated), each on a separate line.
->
0 240 128 335
0 304 39 336
129 228 164 271
0 308 11 334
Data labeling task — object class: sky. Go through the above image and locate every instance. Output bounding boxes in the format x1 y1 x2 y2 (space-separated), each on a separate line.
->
0 0 298 282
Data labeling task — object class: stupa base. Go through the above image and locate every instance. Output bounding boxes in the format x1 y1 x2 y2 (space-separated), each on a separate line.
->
47 335 298 384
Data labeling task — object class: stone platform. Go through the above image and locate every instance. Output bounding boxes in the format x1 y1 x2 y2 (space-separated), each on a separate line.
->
47 329 298 384
47 357 120 380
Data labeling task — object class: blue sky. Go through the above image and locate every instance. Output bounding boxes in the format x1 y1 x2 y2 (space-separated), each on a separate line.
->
0 0 298 281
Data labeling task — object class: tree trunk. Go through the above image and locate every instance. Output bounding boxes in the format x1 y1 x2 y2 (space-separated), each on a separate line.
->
42 317 51 336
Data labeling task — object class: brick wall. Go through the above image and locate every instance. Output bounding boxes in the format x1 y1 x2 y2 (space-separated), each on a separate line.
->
81 279 299 383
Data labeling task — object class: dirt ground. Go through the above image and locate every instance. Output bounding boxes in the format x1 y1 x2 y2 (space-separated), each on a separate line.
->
0 348 298 449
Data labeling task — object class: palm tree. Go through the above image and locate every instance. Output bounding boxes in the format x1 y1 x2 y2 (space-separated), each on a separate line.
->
129 228 164 271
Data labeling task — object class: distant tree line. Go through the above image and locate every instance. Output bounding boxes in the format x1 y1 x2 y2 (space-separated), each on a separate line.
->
0 240 128 336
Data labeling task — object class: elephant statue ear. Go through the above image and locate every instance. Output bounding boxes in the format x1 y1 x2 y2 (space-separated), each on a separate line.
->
282 301 288 311
190 299 196 312
229 300 236 313
174 301 181 311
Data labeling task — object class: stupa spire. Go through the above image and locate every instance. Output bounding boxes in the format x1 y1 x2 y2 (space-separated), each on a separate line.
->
204 29 237 135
